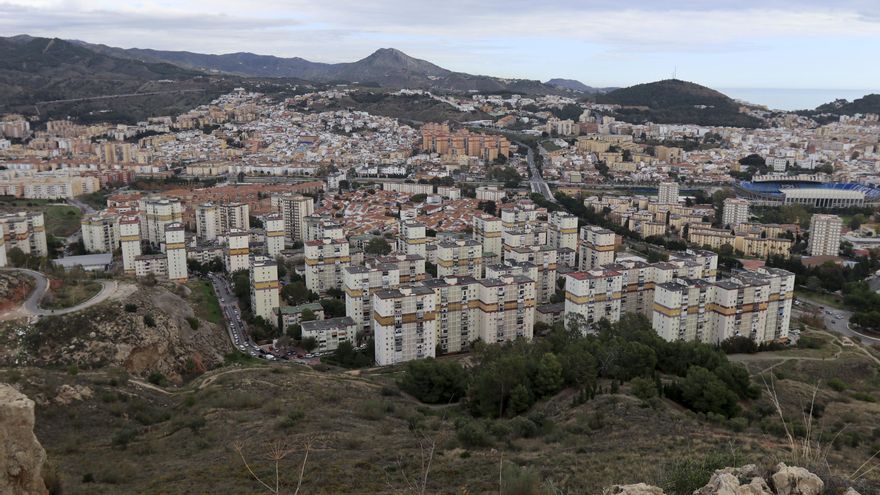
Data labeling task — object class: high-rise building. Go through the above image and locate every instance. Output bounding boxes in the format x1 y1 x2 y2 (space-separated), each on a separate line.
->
344 261 401 334
578 226 616 270
422 276 480 354
437 239 483 279
220 202 250 233
195 203 220 241
398 221 427 258
264 213 285 258
504 246 557 303
304 215 344 242
225 230 250 273
0 212 48 257
250 257 280 324
473 215 503 264
657 182 680 204
808 214 843 257
548 211 579 253
304 238 351 294
140 198 183 247
164 223 188 283
273 194 314 244
196 202 251 241
722 198 750 228
564 269 624 330
476 275 536 344
119 216 141 274
81 212 120 253
373 286 437 366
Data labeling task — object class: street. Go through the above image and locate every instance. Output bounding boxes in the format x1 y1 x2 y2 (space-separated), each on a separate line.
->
794 297 880 344
516 141 555 202
208 273 265 358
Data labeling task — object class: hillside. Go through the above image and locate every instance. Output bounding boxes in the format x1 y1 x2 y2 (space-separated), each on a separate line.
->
545 78 613 94
597 79 764 128
814 94 880 114
308 90 492 123
0 36 237 122
63 38 563 94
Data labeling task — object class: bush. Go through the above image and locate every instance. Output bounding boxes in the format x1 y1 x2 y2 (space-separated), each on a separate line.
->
143 314 156 327
147 371 167 386
630 376 658 401
124 303 138 313
112 428 138 449
185 316 200 330
278 408 305 428
356 399 386 421
399 358 467 404
851 392 876 402
661 452 738 495
508 416 540 439
828 378 848 392
456 420 493 448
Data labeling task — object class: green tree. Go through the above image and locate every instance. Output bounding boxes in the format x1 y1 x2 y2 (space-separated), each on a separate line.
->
365 237 392 255
630 376 658 402
399 359 468 403
507 384 532 415
532 353 563 397
281 281 318 305
676 366 741 418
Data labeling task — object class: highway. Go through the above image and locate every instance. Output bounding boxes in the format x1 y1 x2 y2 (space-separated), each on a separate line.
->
517 141 555 203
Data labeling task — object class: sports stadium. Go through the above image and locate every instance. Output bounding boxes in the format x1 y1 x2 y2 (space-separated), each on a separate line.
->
735 174 880 208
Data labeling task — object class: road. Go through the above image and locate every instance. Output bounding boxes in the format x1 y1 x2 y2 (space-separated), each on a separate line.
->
794 297 880 344
34 89 206 106
516 141 555 202
208 272 265 358
0 268 119 318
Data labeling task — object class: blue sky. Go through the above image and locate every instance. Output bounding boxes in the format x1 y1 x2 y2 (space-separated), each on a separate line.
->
1 0 879 94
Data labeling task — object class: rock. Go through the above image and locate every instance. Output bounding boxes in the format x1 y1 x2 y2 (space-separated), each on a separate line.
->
0 384 48 495
843 489 861 495
694 465 772 495
771 463 824 495
53 384 93 405
607 483 666 495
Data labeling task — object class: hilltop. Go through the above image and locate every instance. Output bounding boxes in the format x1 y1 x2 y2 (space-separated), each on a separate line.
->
798 93 880 123
544 78 613 94
597 79 764 128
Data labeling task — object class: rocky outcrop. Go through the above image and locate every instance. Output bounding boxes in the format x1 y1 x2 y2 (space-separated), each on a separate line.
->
771 463 824 495
605 483 666 495
0 384 48 495
53 384 93 405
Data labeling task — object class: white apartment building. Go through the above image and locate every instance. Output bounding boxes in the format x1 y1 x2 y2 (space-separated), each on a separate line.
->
304 237 351 294
808 214 843 257
0 212 48 257
196 202 251 241
475 275 536 344
722 198 750 229
81 212 120 254
272 193 314 244
504 245 557 303
250 257 280 325
578 226 616 271
304 215 344 242
548 211 579 253
473 215 503 263
301 317 357 353
564 269 624 330
657 182 680 204
134 254 167 279
373 286 437 366
119 215 141 274
398 221 427 258
436 239 483 279
344 262 401 334
476 186 505 202
224 230 250 273
164 223 188 283
140 197 184 247
264 213 285 258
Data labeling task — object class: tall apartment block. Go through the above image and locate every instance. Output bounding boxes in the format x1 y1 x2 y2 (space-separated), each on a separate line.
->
437 239 483 279
578 226 616 271
422 276 479 354
0 224 6 268
721 198 750 228
476 275 536 344
140 197 183 248
548 211 579 253
651 267 795 344
377 253 426 284
81 212 120 253
119 216 141 274
657 182 680 204
344 261 401 334
0 212 48 257
250 257 280 325
373 286 437 366
164 223 188 283
304 237 351 294
273 193 314 244
195 203 220 241
473 215 503 264
808 214 843 257
264 213 285 258
564 269 624 330
398 221 427 258
504 245 557 303
220 202 250 233
196 202 251 241
225 230 250 273
304 215 344 242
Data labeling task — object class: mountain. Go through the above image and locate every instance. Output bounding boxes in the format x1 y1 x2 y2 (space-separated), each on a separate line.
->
0 36 236 122
544 78 612 94
596 79 764 128
68 40 561 94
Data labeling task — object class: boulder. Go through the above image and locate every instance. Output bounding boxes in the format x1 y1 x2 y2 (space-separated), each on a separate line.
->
0 384 48 495
771 463 823 495
607 483 666 495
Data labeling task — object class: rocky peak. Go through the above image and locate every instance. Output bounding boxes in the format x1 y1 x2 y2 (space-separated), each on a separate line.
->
0 384 48 495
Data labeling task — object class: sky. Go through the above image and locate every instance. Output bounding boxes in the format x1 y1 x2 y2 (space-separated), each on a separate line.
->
2 0 879 107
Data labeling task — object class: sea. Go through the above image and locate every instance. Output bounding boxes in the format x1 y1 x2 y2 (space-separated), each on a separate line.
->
718 88 879 112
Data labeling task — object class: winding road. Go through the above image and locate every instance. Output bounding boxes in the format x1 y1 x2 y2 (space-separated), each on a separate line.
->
0 268 120 318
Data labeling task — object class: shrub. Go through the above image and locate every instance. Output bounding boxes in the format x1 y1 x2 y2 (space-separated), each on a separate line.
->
399 358 467 404
185 316 200 330
143 314 156 327
112 428 138 449
851 392 876 402
82 473 95 483
661 452 738 495
456 420 492 448
828 378 848 392
124 303 138 313
147 371 167 386
630 376 658 401
508 416 539 439
356 399 385 421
